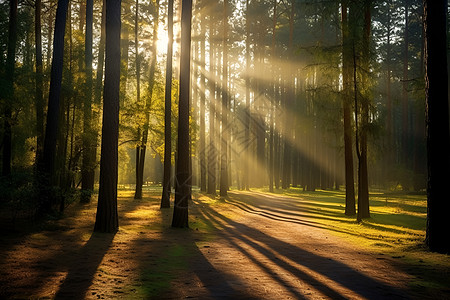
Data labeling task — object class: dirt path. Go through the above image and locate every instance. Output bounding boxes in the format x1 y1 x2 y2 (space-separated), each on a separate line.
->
0 190 436 299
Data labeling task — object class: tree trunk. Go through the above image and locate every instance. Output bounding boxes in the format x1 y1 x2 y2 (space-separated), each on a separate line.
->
172 0 192 228
243 0 250 191
199 0 206 192
356 0 371 221
2 0 18 176
424 0 450 253
39 0 69 214
94 0 121 233
81 0 95 203
135 0 159 199
220 0 228 197
161 0 173 208
207 9 216 195
401 0 410 175
35 0 44 166
282 0 295 190
341 0 356 216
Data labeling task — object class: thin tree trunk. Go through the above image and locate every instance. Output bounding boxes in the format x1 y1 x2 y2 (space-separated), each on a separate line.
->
357 0 371 221
220 0 228 197
199 1 206 192
2 0 18 176
81 0 95 202
243 0 250 191
282 0 295 190
269 0 277 193
207 10 216 195
135 0 159 199
401 0 409 173
341 0 356 216
35 0 44 166
161 0 173 208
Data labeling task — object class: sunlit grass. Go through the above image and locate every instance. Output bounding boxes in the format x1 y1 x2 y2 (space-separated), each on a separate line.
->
250 187 427 253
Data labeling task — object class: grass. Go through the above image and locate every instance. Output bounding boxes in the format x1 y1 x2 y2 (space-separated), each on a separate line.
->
253 187 427 251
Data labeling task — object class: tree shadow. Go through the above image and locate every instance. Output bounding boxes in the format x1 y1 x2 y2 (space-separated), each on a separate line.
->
195 199 411 299
54 232 116 299
125 202 258 299
228 191 423 238
0 194 149 298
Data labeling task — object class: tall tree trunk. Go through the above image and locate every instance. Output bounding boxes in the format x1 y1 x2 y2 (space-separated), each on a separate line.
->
385 0 393 186
401 0 409 174
282 0 295 190
207 10 216 195
172 0 192 228
161 0 173 208
356 0 371 221
39 0 69 213
243 0 250 191
81 0 95 202
268 0 277 193
341 0 356 216
91 0 106 191
35 0 44 166
424 0 450 253
220 0 228 197
94 0 121 233
199 0 206 192
135 0 159 199
2 0 18 176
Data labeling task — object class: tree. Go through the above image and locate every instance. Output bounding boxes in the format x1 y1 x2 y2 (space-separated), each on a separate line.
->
198 0 206 193
356 0 371 221
81 0 95 203
172 0 192 228
34 0 44 165
94 0 121 233
341 0 356 216
207 4 217 195
2 0 18 176
219 0 229 197
39 0 69 212
423 0 450 253
135 0 160 200
161 0 174 209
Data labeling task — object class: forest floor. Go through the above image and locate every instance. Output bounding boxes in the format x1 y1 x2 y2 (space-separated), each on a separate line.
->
0 187 449 299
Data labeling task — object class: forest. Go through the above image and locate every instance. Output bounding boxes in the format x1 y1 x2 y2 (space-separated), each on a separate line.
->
0 0 449 298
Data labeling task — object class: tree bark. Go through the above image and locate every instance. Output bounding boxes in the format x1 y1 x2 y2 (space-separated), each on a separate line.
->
424 0 450 253
341 0 356 216
220 0 229 197
2 0 18 176
172 0 192 228
81 0 96 202
135 0 159 199
207 6 216 195
356 0 371 221
40 0 69 214
199 0 206 192
94 0 121 233
161 0 173 208
35 0 44 166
